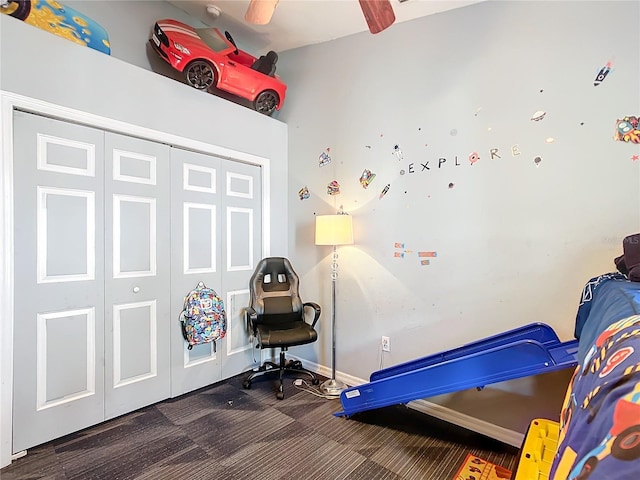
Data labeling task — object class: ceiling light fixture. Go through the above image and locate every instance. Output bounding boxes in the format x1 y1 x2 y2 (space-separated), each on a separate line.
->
206 5 221 19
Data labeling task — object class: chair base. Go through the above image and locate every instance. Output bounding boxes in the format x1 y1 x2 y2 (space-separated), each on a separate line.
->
242 350 318 399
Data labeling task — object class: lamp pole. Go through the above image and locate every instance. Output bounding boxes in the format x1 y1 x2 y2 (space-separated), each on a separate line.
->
320 244 346 396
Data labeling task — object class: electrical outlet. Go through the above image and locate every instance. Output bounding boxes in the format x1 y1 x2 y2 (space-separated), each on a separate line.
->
381 336 390 352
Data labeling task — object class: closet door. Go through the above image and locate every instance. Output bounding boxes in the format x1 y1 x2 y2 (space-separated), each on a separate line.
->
12 111 106 452
103 133 171 419
169 148 223 395
220 160 262 379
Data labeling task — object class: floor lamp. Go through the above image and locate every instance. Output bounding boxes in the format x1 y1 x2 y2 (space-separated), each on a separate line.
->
315 213 354 397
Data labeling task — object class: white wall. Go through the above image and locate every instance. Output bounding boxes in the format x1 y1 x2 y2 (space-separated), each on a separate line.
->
0 7 289 467
278 0 640 437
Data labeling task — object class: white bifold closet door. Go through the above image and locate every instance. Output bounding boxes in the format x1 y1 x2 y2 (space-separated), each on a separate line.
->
12 111 171 452
169 148 261 396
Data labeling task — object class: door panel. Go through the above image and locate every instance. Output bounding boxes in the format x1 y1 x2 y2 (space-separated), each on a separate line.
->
220 161 262 379
12 111 105 452
104 133 171 420
170 148 223 396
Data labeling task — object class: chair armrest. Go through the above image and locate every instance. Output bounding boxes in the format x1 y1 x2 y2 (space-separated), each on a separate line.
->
303 302 321 328
245 306 258 332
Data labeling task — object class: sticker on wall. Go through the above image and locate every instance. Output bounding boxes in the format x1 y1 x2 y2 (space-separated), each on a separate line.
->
418 251 437 266
533 156 542 166
448 182 455 189
614 116 640 143
318 148 331 167
379 183 390 199
394 242 413 258
360 169 376 189
327 180 340 195
632 154 639 162
530 110 546 122
468 152 480 165
298 185 310 200
511 145 521 156
594 62 612 86
392 145 403 161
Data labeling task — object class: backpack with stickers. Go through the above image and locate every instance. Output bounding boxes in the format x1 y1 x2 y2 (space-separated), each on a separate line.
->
179 281 226 351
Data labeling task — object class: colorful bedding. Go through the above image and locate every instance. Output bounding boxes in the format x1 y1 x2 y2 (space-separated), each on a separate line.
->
550 276 640 480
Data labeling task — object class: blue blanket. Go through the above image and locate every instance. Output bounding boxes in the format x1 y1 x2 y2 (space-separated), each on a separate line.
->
574 274 640 363
549 276 640 479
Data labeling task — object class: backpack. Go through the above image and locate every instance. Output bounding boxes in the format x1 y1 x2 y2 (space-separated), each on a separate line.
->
179 282 226 351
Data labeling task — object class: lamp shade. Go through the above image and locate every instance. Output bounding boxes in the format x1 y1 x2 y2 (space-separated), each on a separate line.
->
315 215 354 246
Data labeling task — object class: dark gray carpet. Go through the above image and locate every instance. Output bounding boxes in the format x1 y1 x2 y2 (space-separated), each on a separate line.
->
0 373 519 479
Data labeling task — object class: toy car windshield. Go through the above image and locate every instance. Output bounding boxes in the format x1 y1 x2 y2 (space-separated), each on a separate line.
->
194 28 231 52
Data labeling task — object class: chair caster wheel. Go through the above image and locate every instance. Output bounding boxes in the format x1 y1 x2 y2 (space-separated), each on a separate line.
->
312 378 319 385
276 391 284 400
242 380 251 389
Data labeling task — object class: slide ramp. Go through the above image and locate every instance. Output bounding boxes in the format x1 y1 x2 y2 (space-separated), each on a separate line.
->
335 323 578 417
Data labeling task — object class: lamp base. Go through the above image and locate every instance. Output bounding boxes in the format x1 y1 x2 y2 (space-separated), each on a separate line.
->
320 378 346 397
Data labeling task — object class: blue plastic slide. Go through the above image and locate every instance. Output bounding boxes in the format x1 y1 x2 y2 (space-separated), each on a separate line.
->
335 323 578 417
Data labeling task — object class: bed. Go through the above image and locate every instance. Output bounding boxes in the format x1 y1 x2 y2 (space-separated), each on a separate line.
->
547 272 640 479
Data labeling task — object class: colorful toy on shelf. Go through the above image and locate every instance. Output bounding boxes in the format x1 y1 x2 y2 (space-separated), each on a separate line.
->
150 19 287 116
1 0 111 54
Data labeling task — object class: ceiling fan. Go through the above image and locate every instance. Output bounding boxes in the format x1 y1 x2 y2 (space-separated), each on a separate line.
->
245 0 396 34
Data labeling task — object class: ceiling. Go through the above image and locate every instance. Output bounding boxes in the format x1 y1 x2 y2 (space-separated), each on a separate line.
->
168 0 484 53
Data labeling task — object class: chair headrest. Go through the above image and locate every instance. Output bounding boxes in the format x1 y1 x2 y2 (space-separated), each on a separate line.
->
253 257 296 292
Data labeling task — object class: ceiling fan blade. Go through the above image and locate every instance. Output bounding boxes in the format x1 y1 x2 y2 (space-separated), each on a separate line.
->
359 0 396 34
245 0 280 25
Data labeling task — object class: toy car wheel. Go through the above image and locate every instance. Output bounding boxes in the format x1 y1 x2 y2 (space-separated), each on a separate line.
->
612 425 640 460
185 60 216 90
576 456 598 480
254 90 279 116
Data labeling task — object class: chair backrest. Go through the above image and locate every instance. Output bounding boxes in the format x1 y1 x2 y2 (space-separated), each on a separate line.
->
251 50 278 76
248 257 303 325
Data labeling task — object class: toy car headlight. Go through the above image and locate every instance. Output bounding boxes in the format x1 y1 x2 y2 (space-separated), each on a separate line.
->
173 42 191 55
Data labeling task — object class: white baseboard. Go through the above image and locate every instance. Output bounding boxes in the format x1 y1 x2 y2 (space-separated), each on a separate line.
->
407 399 524 448
289 355 524 448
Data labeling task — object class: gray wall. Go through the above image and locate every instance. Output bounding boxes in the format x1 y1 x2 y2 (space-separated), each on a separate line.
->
278 0 640 436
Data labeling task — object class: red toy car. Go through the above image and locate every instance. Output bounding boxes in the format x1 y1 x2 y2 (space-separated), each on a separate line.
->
150 19 286 116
